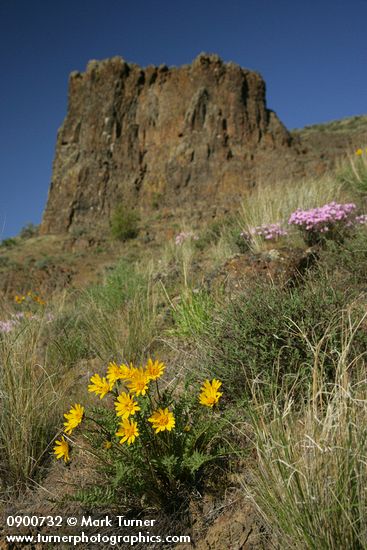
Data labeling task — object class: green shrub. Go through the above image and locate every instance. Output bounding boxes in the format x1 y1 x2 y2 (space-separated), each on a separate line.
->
34 256 53 270
110 205 140 241
198 263 367 401
320 225 367 287
0 238 17 248
19 223 39 239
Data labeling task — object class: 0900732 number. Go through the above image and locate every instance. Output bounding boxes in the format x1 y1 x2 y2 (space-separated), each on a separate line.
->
6 515 63 527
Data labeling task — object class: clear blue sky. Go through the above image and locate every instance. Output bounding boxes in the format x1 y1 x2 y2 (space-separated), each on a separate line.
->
1 0 366 239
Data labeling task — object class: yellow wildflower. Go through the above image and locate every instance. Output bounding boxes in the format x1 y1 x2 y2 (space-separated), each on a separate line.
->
119 362 134 379
102 440 112 450
53 436 70 463
356 148 363 156
199 379 222 407
116 419 139 445
106 362 123 387
127 368 149 396
148 408 175 433
14 294 25 304
106 361 133 387
63 403 84 435
145 358 165 380
34 295 46 306
88 373 111 399
115 392 141 419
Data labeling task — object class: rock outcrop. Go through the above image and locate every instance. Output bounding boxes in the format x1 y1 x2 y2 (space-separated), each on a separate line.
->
40 54 306 235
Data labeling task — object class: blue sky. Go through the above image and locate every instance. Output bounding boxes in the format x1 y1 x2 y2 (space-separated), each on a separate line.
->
1 0 366 238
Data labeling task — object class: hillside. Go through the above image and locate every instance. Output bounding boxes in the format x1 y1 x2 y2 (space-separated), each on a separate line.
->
1 56 367 550
292 114 367 160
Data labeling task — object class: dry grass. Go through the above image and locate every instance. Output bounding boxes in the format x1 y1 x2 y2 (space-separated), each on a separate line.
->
0 307 71 492
243 309 367 549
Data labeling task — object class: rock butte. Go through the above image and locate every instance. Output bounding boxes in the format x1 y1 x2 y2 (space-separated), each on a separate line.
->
40 53 329 236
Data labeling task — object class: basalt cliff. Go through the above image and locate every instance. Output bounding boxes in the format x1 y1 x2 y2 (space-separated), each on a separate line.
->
40 54 343 235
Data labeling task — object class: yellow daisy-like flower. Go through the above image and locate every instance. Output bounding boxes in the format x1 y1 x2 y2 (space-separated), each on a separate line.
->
63 403 84 435
145 358 165 380
33 294 46 306
127 368 149 396
148 408 175 433
116 419 139 445
115 392 141 419
356 148 363 156
14 294 25 304
119 362 134 378
199 379 223 407
107 361 134 387
53 436 70 463
88 373 112 399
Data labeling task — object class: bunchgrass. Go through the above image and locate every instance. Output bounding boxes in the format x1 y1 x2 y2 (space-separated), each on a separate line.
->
243 310 367 549
170 288 216 341
78 262 161 362
0 313 70 490
337 151 367 195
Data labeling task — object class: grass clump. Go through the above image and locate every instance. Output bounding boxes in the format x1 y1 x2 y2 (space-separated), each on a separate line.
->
86 259 145 312
170 288 216 341
110 205 140 241
244 311 367 549
77 260 161 362
0 315 69 490
337 148 367 195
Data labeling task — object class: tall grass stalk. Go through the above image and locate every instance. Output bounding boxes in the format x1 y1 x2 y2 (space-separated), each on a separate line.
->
160 234 196 288
243 310 367 549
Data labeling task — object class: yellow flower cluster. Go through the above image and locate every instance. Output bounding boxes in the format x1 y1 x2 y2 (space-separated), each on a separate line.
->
53 403 85 463
86 358 172 446
355 148 367 156
88 358 165 399
14 291 46 306
54 354 223 463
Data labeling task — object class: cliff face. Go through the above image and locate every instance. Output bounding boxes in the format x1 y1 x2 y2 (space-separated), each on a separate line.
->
41 54 301 235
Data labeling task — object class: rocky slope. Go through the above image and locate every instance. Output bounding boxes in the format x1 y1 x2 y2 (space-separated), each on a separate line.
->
40 53 313 236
